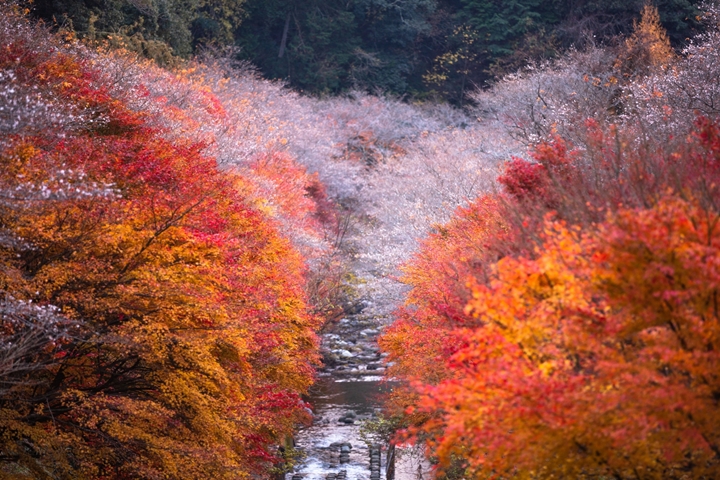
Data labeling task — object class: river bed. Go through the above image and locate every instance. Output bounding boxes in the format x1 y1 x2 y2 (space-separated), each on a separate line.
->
287 376 431 480
287 379 386 480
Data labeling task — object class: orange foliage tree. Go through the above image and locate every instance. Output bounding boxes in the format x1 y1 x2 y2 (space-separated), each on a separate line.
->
380 117 720 478
0 5 325 479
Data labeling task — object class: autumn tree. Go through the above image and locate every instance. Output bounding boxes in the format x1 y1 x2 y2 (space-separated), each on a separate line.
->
615 4 676 77
0 5 326 478
414 192 720 478
380 105 720 478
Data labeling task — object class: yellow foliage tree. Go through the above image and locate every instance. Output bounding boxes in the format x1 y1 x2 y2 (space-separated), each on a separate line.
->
617 4 675 76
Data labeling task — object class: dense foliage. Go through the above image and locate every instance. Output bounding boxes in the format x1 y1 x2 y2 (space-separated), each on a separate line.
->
0 5 337 478
232 0 703 101
32 0 703 102
32 0 245 61
6 0 720 478
380 4 720 479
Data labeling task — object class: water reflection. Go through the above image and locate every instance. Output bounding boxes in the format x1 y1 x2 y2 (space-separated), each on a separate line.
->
289 379 394 480
308 378 393 412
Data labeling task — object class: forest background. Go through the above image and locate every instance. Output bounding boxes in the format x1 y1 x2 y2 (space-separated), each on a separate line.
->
33 0 702 103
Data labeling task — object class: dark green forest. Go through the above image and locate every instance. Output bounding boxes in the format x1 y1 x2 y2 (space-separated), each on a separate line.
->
33 0 702 102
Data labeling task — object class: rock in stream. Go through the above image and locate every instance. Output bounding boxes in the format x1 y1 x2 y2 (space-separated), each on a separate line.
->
286 311 392 480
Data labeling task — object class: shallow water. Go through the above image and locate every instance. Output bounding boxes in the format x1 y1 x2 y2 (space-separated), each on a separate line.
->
287 299 432 480
287 379 388 480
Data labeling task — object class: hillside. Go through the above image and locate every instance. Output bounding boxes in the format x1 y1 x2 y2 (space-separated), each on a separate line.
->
381 3 720 479
2 1 720 479
31 0 703 102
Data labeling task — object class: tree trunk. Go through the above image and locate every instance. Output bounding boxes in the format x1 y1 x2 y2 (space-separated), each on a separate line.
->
279 12 291 58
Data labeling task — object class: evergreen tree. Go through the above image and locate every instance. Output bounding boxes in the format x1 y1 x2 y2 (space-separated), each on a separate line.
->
235 0 434 94
32 0 245 61
31 0 702 99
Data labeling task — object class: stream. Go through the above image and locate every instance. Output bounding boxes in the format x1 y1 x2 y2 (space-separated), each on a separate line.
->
289 379 386 480
285 308 431 480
